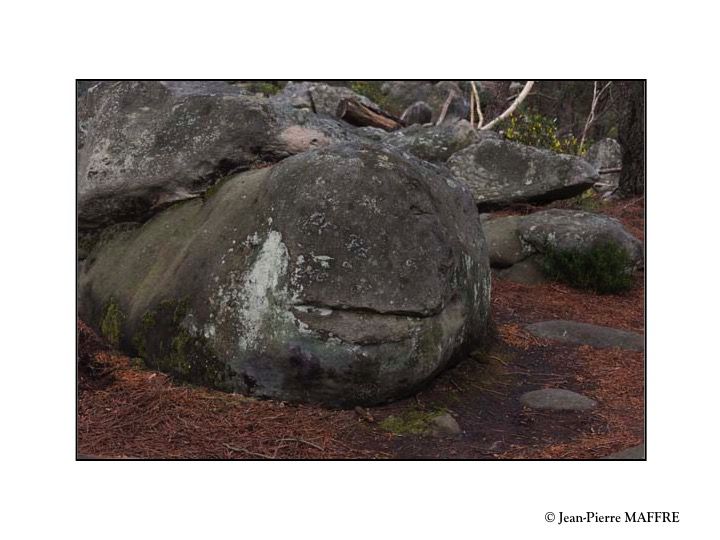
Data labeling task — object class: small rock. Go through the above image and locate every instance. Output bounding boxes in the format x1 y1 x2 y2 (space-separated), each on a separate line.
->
482 215 527 267
400 101 433 126
495 256 546 285
525 320 644 351
428 413 462 436
520 388 597 412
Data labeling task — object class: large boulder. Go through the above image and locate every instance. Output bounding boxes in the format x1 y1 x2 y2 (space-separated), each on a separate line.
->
382 120 499 163
78 80 359 229
447 139 599 209
78 143 492 407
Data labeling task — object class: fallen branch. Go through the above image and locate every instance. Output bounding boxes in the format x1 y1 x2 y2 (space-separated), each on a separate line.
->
223 443 274 459
336 99 402 131
276 437 325 451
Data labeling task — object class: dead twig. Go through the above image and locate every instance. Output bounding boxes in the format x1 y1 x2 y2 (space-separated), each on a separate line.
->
276 437 325 451
222 443 274 459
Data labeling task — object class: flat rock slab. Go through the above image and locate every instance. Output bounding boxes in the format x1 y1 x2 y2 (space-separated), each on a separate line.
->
520 388 597 412
526 320 644 351
601 444 645 460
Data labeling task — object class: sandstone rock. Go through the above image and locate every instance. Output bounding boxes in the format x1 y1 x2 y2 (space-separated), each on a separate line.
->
380 81 469 123
520 388 597 412
447 139 599 209
481 215 527 267
428 413 462 436
78 142 492 407
586 138 622 191
525 320 644 351
484 208 643 284
77 81 359 229
400 101 433 126
494 256 546 285
273 81 384 118
518 209 644 269
382 120 497 163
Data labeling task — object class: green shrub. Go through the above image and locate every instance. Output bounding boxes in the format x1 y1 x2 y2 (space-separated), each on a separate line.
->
502 109 588 155
541 241 634 294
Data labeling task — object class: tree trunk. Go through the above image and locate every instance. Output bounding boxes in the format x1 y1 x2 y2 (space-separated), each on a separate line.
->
336 99 403 131
617 81 645 197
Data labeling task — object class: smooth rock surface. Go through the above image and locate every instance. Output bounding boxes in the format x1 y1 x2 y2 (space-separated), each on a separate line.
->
79 142 492 407
447 139 599 209
494 256 546 285
525 320 644 351
520 388 597 411
78 80 359 228
428 413 462 436
482 215 528 267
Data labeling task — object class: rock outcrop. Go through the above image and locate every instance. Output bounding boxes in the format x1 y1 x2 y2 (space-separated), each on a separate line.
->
382 120 499 163
526 320 644 351
380 81 469 123
482 209 643 283
77 81 359 229
79 143 492 407
447 139 599 209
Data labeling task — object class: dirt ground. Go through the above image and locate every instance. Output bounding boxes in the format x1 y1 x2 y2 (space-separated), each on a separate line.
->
77 197 644 460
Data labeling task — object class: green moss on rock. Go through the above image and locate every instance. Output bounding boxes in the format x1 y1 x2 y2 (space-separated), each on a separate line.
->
100 297 124 347
130 299 233 390
379 408 448 436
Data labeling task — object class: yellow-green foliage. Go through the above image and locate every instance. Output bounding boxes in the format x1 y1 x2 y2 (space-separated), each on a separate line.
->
503 110 588 155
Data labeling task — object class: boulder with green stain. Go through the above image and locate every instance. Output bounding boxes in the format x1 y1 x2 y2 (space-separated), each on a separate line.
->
79 142 492 407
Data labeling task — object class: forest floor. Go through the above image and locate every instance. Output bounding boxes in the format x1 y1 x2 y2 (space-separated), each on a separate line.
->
77 196 644 460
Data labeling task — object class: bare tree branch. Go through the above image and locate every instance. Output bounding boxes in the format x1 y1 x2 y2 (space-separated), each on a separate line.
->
435 90 456 126
470 81 483 128
579 81 613 153
481 81 534 131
